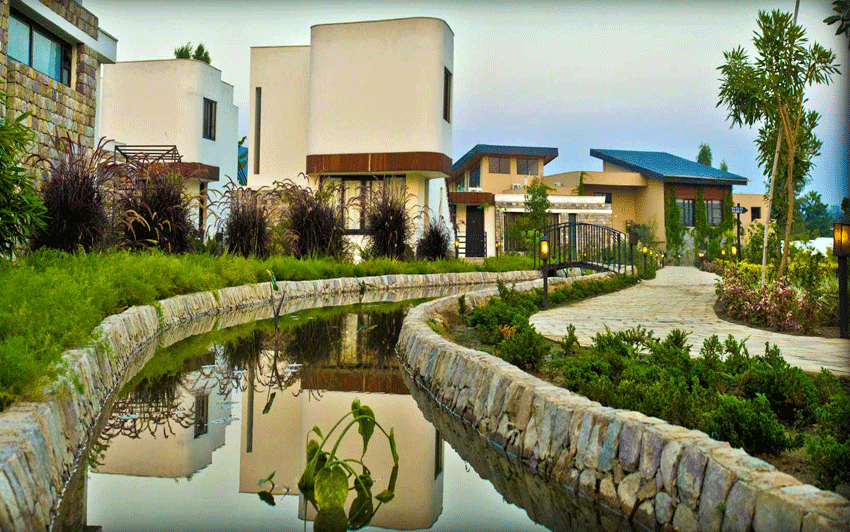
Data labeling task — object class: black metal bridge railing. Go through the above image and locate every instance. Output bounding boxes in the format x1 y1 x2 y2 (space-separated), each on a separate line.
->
532 222 632 274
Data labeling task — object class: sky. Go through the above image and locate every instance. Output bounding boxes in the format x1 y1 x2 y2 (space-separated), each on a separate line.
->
87 0 849 206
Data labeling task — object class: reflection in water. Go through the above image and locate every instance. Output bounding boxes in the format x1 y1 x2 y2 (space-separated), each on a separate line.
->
81 299 570 532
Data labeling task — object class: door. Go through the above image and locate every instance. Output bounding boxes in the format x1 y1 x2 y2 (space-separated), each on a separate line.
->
465 206 485 257
568 213 577 262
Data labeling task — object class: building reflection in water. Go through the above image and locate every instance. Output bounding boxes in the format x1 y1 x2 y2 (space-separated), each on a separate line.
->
92 306 444 530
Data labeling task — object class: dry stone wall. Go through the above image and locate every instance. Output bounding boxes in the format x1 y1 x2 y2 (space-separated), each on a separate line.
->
0 269 540 532
397 275 850 532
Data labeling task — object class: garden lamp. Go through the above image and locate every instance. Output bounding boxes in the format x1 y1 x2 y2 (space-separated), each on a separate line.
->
495 241 500 257
642 246 648 275
540 235 550 307
833 220 849 338
731 245 738 260
454 238 460 259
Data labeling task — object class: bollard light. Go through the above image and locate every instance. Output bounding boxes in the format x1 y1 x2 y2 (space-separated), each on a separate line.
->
834 220 849 339
642 246 648 256
454 238 460 259
698 250 705 259
721 248 726 258
540 235 550 307
495 241 500 257
540 236 550 262
731 245 738 258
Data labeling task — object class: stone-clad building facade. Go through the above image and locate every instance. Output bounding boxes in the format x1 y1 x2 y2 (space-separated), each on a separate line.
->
0 0 115 170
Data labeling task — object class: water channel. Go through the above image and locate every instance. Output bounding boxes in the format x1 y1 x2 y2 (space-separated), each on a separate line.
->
68 288 636 532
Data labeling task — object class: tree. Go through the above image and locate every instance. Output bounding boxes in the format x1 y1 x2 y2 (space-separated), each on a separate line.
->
824 0 850 49
719 160 728 172
717 10 839 280
525 177 551 231
797 190 831 238
174 42 211 64
697 144 713 166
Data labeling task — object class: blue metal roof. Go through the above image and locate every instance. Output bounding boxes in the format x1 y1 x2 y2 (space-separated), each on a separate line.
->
452 144 558 177
590 149 747 186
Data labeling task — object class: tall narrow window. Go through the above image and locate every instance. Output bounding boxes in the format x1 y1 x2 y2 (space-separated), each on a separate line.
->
443 68 452 123
194 395 209 438
706 200 723 226
203 98 217 140
677 199 695 227
253 87 261 174
8 11 71 86
468 163 480 188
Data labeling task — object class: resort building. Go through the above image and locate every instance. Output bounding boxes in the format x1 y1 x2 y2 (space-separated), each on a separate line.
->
449 145 611 258
98 58 239 233
731 192 769 235
248 17 454 249
545 149 749 251
1 0 117 167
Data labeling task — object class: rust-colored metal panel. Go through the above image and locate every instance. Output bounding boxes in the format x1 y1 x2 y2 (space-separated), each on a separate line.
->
175 162 220 182
447 191 495 205
670 183 729 200
307 152 451 175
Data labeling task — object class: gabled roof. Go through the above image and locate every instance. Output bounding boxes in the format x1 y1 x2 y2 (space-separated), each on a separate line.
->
452 144 558 178
590 149 747 186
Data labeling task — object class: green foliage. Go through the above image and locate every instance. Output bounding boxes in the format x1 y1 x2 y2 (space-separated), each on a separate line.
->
365 179 412 260
120 165 194 253
824 0 850 48
719 160 729 172
697 143 713 166
0 95 44 259
702 394 791 455
415 218 452 261
496 322 549 371
0 249 536 409
278 179 347 260
174 41 211 64
270 398 398 531
796 190 832 239
664 185 684 261
220 181 270 259
524 177 551 232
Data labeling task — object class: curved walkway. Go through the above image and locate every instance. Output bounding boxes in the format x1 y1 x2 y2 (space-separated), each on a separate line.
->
529 266 850 376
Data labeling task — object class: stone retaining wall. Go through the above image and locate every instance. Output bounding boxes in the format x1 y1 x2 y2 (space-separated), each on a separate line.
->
0 269 540 532
396 274 850 532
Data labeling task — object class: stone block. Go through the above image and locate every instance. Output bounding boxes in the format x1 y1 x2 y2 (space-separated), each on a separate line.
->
618 472 641 517
634 500 655 529
579 468 596 498
655 491 674 525
599 474 619 510
699 458 736 532
639 426 665 479
618 422 642 472
660 440 683 493
677 445 708 506
753 488 805 532
673 504 700 532
598 419 622 471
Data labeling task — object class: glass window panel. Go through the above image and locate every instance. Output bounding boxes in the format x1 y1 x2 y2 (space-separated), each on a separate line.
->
468 164 480 188
32 29 63 81
501 157 510 173
706 200 723 226
8 16 30 64
677 199 695 227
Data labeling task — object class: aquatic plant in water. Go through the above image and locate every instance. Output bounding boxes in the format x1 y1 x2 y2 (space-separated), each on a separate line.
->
259 398 399 532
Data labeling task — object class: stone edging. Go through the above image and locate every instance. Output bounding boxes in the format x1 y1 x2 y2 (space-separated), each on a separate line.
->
396 274 850 532
0 269 540 531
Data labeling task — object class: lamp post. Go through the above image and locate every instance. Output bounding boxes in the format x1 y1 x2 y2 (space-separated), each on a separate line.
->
731 245 738 262
540 235 550 308
833 220 850 339
642 246 648 276
454 238 460 259
495 240 500 258
721 248 726 267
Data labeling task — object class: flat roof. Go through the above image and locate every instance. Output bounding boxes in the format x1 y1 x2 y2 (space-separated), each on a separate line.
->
452 144 559 178
590 149 747 186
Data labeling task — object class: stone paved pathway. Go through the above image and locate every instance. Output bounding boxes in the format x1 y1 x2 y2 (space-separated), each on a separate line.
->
529 266 850 376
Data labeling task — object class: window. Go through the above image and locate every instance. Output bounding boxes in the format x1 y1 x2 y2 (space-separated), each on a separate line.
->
8 12 71 85
706 200 723 226
443 68 452 123
253 88 261 174
677 199 695 227
595 192 612 204
517 158 538 175
203 98 217 140
468 163 480 189
194 395 209 438
488 156 510 174
751 206 761 221
336 175 406 234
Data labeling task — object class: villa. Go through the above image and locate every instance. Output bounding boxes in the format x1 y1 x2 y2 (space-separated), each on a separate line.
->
248 17 454 250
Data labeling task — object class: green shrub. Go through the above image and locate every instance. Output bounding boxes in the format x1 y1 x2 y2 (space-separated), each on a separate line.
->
415 218 452 261
278 179 347 260
221 183 271 259
0 95 44 258
496 322 549 371
702 394 792 455
120 165 195 253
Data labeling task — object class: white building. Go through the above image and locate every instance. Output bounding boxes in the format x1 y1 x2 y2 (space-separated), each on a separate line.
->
98 58 239 234
249 18 454 247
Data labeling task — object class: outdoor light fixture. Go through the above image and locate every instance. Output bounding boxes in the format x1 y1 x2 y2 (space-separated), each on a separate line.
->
540 235 550 307
833 220 849 339
731 245 738 259
454 238 460 259
642 246 648 255
721 249 726 259
698 250 706 259
495 241 500 257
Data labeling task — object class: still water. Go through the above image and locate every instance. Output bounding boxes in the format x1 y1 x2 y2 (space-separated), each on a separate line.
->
81 295 631 532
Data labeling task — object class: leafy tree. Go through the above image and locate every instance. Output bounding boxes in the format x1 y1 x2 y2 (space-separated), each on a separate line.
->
717 10 839 280
193 43 211 64
824 0 850 49
843 197 850 217
796 190 831 238
0 95 44 258
719 160 729 172
697 144 713 166
174 42 193 59
525 177 551 231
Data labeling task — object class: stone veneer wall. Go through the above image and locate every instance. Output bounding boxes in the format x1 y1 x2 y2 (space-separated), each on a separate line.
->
1 0 100 169
397 275 850 532
0 269 540 531
493 200 613 250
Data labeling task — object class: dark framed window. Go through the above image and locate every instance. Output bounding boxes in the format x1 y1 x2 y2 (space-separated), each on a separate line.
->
443 68 452 123
8 11 71 86
516 158 539 175
706 200 723 226
468 163 480 188
677 199 695 227
595 192 612 204
253 88 261 174
435 431 444 479
328 175 405 234
488 156 510 174
203 98 217 140
194 395 209 438
751 206 761 221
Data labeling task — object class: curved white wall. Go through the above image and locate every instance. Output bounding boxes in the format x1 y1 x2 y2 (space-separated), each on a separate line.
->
307 18 453 157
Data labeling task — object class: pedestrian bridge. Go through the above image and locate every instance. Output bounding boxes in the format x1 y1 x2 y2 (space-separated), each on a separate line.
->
533 222 635 275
